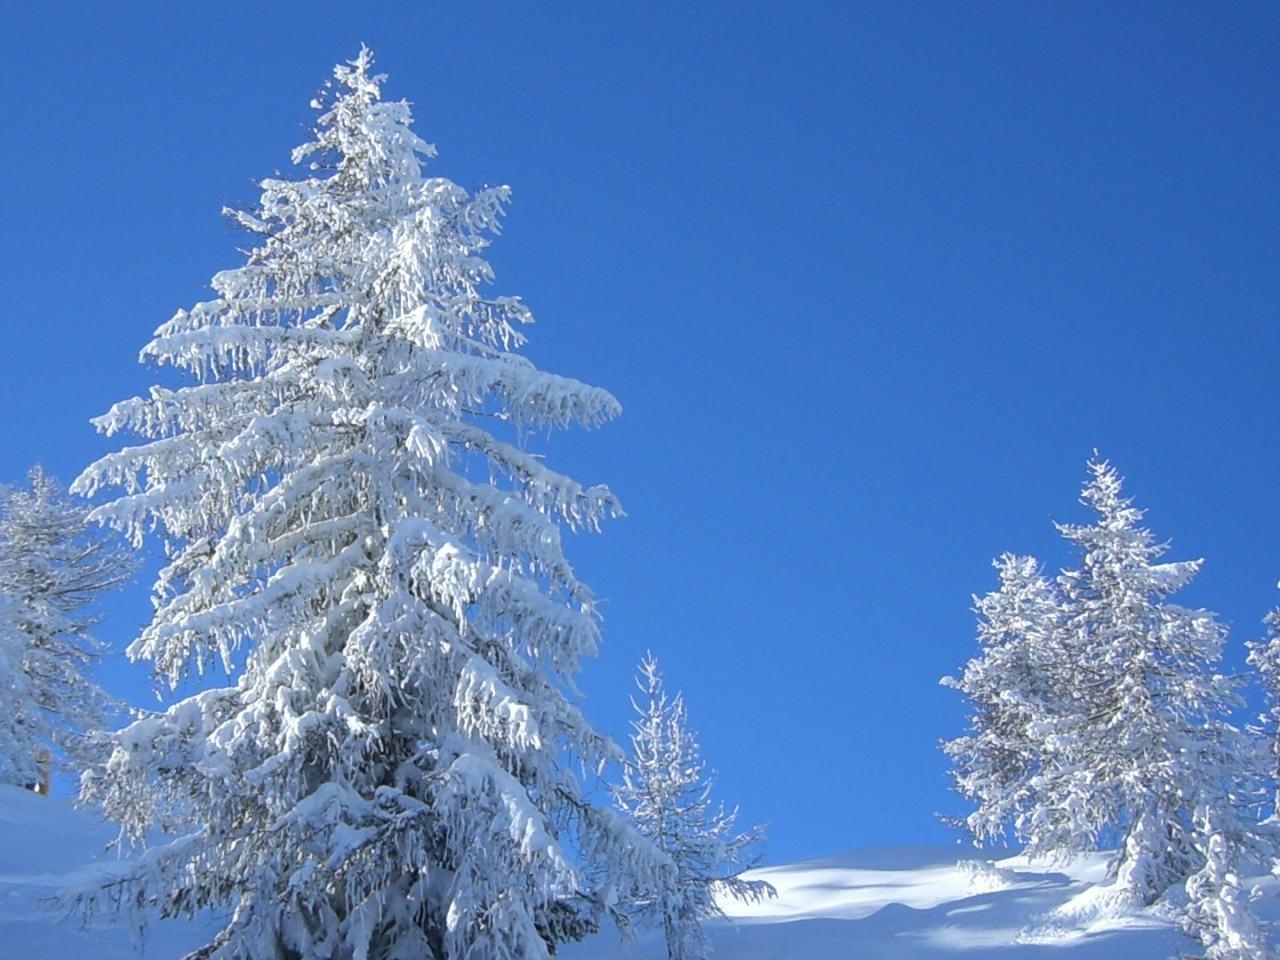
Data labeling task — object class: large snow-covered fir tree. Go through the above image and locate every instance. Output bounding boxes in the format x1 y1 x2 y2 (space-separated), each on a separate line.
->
71 49 665 960
0 465 133 791
613 654 773 960
943 458 1273 958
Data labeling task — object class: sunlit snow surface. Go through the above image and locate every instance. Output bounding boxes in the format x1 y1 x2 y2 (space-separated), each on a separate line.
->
2 784 1183 959
563 847 1183 960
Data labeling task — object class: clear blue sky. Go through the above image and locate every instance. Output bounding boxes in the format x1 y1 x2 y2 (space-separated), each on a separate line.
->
1 3 1277 863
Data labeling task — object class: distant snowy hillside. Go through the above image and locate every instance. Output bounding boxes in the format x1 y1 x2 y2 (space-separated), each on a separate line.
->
1 783 1192 959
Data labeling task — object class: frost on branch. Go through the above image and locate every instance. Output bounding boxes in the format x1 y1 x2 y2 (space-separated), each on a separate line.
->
70 48 664 960
612 654 774 960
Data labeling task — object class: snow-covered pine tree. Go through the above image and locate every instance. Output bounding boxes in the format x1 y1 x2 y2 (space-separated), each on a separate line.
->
0 465 133 791
941 553 1065 844
1247 612 1280 814
944 458 1273 957
70 49 665 960
613 654 773 960
1048 460 1260 904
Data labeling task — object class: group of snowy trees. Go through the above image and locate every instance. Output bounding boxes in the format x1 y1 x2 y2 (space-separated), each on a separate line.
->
0 49 764 960
944 458 1280 959
12 45 1280 960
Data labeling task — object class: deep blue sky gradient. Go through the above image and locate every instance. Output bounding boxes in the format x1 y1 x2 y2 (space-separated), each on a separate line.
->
1 3 1278 862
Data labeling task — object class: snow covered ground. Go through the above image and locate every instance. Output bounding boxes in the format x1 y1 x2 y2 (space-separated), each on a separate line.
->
2 783 1185 959
0 784 214 958
562 846 1183 960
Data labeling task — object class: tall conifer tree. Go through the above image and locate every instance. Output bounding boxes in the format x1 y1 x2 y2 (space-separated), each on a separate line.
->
73 50 663 960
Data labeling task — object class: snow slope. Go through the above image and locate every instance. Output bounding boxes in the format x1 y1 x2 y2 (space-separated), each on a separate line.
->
0 784 213 957
1 784 1185 959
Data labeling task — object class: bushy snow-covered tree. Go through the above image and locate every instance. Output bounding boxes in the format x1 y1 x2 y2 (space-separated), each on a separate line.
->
613 654 773 960
70 49 666 960
944 459 1273 957
0 465 133 792
940 553 1064 844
